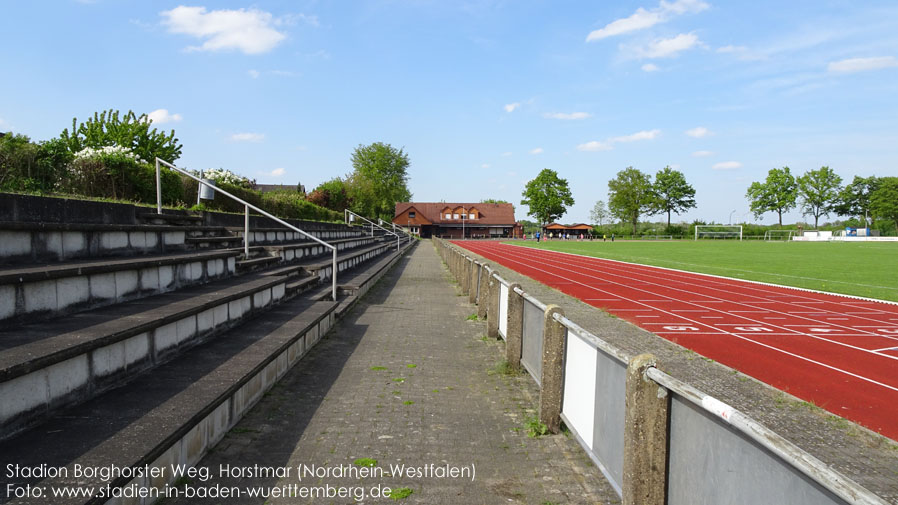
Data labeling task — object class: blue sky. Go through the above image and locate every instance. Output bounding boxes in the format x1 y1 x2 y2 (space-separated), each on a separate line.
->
2 1 897 225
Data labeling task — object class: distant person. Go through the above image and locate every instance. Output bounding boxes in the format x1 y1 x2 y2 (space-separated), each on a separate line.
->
611 233 615 242
536 231 541 242
603 234 607 242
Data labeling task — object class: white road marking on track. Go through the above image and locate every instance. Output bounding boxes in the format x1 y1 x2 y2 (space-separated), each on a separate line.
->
467 243 898 392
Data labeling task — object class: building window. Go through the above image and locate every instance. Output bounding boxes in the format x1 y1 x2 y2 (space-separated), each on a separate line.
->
409 211 415 218
461 214 467 219
453 214 459 219
445 213 451 219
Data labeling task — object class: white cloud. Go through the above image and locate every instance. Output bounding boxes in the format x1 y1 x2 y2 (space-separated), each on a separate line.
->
147 109 183 124
691 150 714 157
501 151 512 157
577 141 614 152
283 13 319 28
248 69 260 79
0 117 9 129
543 112 591 120
685 126 712 138
229 132 265 142
160 6 287 55
504 102 520 113
712 161 742 170
578 129 660 152
481 163 491 169
641 63 660 72
717 45 745 54
610 129 661 143
586 0 708 41
270 167 286 177
626 33 701 59
828 56 898 74
530 147 544 155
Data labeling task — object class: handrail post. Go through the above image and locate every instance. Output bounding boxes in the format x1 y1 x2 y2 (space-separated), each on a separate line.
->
332 248 338 301
155 159 162 214
244 205 250 258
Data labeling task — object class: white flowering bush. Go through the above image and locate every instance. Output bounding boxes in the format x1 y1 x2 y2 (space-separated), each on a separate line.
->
196 167 255 189
74 145 147 164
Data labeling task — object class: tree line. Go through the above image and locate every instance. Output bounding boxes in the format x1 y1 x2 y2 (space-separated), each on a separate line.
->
521 165 896 236
745 167 897 230
522 166 697 235
0 110 413 223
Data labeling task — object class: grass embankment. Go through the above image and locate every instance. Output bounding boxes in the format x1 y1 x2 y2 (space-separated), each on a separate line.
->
507 240 898 302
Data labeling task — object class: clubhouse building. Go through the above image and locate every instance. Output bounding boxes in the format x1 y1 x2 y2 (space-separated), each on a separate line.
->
393 202 521 239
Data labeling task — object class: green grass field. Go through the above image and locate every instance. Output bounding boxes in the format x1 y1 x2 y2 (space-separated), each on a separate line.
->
507 240 898 302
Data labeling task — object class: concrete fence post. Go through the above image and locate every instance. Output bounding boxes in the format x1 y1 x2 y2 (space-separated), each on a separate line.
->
468 262 482 304
505 283 523 368
477 267 490 320
622 354 669 505
539 304 565 433
487 274 500 338
462 257 472 295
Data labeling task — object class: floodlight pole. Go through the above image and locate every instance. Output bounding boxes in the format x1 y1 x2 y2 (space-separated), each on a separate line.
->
729 209 736 225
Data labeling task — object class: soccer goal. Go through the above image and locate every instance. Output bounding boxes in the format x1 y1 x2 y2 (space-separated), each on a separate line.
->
764 230 795 241
694 225 743 240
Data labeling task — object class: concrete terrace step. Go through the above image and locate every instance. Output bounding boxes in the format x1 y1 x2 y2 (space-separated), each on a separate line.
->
235 255 281 273
0 272 289 439
0 221 232 265
0 296 337 505
229 226 365 244
261 240 398 283
0 250 241 325
138 212 203 225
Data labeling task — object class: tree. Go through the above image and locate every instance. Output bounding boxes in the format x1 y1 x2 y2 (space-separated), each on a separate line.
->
745 167 798 226
310 177 352 212
608 167 655 234
834 176 879 226
870 177 898 231
346 142 412 221
59 109 182 163
796 166 842 228
520 168 575 228
652 166 696 228
589 200 608 226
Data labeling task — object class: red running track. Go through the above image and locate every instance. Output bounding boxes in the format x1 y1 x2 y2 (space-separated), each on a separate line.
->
455 241 898 440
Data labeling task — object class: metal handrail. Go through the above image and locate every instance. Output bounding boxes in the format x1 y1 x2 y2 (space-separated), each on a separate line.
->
344 209 403 252
389 221 416 242
155 158 338 301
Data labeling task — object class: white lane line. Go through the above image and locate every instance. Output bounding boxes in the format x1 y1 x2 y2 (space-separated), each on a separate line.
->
504 246 894 347
478 243 898 364
467 243 898 393
506 243 898 331
507 246 898 348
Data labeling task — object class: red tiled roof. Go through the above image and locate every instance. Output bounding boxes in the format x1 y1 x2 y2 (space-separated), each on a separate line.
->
393 202 516 226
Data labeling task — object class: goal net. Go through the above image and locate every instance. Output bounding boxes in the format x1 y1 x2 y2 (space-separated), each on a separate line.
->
694 225 743 240
764 230 795 241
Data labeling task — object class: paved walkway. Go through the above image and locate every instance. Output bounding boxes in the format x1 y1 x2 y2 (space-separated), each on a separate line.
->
169 242 616 504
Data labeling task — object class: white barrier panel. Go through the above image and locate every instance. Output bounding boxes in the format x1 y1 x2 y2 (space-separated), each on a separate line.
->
562 331 597 448
498 283 509 339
